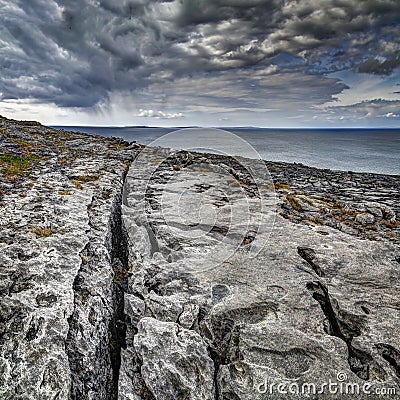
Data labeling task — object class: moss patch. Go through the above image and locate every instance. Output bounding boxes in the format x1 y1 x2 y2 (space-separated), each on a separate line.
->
0 153 36 177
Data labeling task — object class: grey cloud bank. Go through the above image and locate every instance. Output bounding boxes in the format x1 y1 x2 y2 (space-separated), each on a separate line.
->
0 0 399 126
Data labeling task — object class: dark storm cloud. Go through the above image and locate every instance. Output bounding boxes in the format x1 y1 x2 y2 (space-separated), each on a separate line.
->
357 57 400 75
177 0 282 26
0 0 165 107
0 0 399 109
175 0 400 63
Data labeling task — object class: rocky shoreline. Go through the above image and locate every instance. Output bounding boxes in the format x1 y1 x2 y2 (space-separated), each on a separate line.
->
1 116 399 399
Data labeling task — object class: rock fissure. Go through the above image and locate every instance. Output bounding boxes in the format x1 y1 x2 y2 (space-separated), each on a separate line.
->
209 348 221 400
108 178 132 398
376 343 400 378
306 280 383 381
65 241 91 399
297 246 324 277
65 166 133 399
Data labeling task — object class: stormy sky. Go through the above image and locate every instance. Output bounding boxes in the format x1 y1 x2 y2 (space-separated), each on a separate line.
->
0 0 400 127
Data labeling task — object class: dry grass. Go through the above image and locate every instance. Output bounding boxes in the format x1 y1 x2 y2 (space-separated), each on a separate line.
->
307 216 325 225
138 381 154 399
74 175 99 183
340 209 358 216
286 193 303 212
70 179 83 190
279 211 290 220
68 175 99 189
381 220 400 229
9 138 39 154
31 227 57 238
102 189 113 200
274 182 290 190
80 254 88 265
58 156 76 165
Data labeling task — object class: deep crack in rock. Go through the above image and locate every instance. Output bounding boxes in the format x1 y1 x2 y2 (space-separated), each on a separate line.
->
108 177 131 398
306 281 386 381
65 166 132 399
376 343 400 378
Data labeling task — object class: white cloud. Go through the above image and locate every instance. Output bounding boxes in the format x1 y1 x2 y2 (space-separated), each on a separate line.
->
384 112 399 118
138 109 184 119
323 99 400 123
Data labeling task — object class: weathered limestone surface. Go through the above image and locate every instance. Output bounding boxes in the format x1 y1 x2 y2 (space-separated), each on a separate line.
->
134 317 215 400
0 116 138 399
1 116 399 400
267 160 399 242
120 147 400 400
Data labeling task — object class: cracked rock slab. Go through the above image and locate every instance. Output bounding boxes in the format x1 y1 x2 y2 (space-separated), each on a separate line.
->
134 317 215 400
0 116 137 400
120 147 400 400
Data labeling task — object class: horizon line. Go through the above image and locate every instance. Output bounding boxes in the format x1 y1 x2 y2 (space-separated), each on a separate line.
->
51 125 400 130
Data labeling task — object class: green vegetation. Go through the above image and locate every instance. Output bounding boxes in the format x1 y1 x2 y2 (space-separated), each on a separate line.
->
0 153 36 177
113 266 126 284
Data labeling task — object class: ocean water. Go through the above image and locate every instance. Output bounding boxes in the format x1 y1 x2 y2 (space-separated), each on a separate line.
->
54 126 400 176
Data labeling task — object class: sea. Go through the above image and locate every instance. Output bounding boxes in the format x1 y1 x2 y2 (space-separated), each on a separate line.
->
53 126 400 176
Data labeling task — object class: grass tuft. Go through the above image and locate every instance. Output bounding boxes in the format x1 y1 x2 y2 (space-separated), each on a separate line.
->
70 179 83 190
31 227 57 238
274 182 290 190
59 190 72 195
307 216 325 225
286 193 303 212
75 175 99 183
